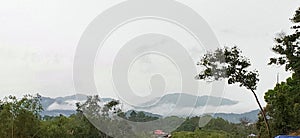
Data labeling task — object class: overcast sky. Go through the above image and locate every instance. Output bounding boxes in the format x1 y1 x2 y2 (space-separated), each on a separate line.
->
0 0 300 113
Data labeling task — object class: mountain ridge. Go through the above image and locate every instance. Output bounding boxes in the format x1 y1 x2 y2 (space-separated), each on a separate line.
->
138 93 238 108
39 93 258 123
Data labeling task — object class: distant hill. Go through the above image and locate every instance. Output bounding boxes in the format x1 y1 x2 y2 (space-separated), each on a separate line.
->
39 94 258 123
213 109 259 123
40 94 113 116
139 93 238 108
40 93 238 117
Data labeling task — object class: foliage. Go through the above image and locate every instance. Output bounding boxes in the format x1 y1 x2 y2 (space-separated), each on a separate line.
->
195 46 259 90
0 94 131 138
269 7 300 78
195 46 270 137
172 129 231 138
259 7 300 137
0 94 261 138
38 113 110 138
75 96 134 138
0 94 42 138
174 116 257 137
126 110 159 122
259 75 300 136
175 116 200 132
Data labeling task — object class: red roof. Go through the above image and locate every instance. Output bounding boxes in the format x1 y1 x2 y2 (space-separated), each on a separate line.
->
154 130 165 135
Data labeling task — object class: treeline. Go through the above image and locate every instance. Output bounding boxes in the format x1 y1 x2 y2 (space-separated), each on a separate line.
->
0 95 116 138
124 110 159 122
0 94 257 138
172 116 257 137
256 7 300 137
0 94 182 138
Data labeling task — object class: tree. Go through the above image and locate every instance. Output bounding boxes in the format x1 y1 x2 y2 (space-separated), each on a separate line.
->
262 7 300 136
239 117 251 126
75 95 113 138
195 46 271 138
0 94 43 137
128 110 137 122
263 76 300 135
76 95 134 138
39 114 73 137
173 115 256 137
127 111 159 122
269 7 300 78
175 117 199 132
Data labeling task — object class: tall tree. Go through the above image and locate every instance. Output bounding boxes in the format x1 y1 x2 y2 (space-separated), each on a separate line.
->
0 94 43 137
128 111 137 121
76 95 134 138
264 76 300 135
263 7 300 136
195 46 271 138
269 7 300 78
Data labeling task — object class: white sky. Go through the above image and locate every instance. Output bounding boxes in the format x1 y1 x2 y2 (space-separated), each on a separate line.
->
0 0 299 113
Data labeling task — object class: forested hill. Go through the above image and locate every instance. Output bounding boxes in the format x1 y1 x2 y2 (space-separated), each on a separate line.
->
213 109 259 123
39 94 258 124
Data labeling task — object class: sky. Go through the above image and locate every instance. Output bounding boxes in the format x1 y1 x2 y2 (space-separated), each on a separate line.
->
0 0 300 113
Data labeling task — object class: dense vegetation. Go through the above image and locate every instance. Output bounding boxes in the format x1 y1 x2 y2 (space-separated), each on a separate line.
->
172 129 231 138
0 95 114 138
0 94 258 138
256 7 300 137
173 116 257 137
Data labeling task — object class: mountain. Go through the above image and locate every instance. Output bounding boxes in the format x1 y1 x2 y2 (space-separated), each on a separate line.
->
213 109 259 123
40 93 239 117
138 93 238 108
40 94 113 116
39 94 259 124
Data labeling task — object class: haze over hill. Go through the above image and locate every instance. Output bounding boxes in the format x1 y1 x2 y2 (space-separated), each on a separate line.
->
39 93 259 123
139 93 238 108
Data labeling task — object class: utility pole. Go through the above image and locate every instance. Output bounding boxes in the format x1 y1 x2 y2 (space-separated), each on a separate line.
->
277 73 279 84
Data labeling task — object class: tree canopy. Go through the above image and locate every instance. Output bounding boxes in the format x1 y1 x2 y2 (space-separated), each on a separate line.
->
258 7 300 137
195 46 271 137
269 7 300 78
